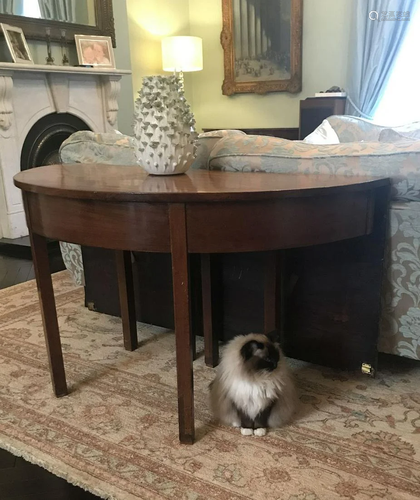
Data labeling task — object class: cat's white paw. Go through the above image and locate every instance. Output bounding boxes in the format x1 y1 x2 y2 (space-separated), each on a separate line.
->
240 427 254 436
232 421 241 428
254 428 267 437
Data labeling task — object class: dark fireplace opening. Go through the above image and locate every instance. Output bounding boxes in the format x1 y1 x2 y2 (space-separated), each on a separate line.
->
20 113 90 171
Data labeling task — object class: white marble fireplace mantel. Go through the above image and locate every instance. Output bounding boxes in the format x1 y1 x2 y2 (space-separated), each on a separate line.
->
0 63 131 239
0 62 132 76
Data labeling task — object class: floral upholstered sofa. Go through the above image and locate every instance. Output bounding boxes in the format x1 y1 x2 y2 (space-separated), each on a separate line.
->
59 116 420 361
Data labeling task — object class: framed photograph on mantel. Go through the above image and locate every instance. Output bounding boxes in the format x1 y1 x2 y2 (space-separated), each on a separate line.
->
1 23 33 64
221 0 303 96
75 34 115 68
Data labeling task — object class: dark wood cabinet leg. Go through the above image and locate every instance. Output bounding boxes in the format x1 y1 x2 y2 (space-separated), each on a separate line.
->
191 325 197 360
201 253 219 367
170 204 195 444
264 251 278 335
116 250 137 351
277 252 286 345
29 231 67 397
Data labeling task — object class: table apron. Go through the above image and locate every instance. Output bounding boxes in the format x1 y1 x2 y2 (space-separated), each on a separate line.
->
186 191 374 253
24 192 171 252
24 189 374 253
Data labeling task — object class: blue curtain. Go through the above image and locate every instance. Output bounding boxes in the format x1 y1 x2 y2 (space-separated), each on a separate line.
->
346 0 418 119
38 0 76 23
0 0 24 15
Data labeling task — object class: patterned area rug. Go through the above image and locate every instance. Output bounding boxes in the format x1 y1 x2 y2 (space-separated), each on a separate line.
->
0 272 419 500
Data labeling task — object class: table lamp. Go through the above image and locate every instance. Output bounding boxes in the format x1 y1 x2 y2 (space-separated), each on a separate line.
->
162 36 203 88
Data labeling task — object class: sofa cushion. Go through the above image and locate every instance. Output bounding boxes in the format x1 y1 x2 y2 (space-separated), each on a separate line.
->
60 131 137 165
378 129 415 143
327 116 420 143
327 116 384 142
60 129 247 171
379 125 420 142
394 121 420 141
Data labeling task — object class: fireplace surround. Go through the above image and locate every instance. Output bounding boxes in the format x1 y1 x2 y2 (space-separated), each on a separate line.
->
21 113 90 170
0 62 130 239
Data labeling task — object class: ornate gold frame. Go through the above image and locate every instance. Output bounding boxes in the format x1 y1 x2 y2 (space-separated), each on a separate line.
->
221 0 303 95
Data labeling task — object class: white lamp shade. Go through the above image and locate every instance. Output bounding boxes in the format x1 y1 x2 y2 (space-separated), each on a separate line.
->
162 36 203 72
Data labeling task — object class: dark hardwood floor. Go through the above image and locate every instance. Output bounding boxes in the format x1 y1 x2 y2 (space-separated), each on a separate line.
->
0 251 100 500
0 254 35 289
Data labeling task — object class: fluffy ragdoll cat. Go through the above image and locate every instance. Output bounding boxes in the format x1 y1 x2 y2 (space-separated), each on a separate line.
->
210 332 297 436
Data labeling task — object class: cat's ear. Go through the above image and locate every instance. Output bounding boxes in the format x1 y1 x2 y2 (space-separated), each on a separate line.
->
240 340 264 361
265 330 280 344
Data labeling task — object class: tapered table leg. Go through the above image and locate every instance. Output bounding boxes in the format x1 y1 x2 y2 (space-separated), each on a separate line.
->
29 231 67 397
116 250 138 351
169 203 195 444
189 255 197 361
201 254 219 367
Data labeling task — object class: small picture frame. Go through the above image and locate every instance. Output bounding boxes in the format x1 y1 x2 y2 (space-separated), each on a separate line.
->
1 24 33 64
75 35 115 68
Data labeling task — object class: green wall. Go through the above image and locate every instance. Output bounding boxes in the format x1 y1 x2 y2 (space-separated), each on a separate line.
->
8 0 353 135
126 0 192 105
125 0 352 131
189 0 353 130
112 0 134 135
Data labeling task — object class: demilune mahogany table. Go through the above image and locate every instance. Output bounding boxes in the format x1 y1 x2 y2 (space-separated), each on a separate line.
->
14 165 390 444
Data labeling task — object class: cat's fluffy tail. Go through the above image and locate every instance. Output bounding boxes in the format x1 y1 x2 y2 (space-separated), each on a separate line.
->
267 370 298 428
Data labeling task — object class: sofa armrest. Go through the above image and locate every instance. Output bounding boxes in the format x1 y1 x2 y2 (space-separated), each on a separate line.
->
59 131 138 286
191 129 246 170
210 134 420 160
59 131 137 166
209 134 420 202
60 242 84 286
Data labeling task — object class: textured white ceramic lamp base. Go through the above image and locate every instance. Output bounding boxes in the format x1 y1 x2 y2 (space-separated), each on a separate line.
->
134 75 197 175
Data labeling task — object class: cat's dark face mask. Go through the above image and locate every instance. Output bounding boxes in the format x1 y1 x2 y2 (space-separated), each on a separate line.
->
240 339 280 373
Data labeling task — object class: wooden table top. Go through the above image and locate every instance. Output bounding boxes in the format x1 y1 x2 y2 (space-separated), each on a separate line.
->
14 164 390 203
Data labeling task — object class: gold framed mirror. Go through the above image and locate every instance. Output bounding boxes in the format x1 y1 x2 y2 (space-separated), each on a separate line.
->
221 0 303 95
0 0 115 46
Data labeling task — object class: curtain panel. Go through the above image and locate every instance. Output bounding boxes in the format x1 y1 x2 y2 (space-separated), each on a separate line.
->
346 0 417 119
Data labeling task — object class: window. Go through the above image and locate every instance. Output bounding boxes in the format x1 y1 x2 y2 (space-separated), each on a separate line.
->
374 8 420 125
22 0 41 19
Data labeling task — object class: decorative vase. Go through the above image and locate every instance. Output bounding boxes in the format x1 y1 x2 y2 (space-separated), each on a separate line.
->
134 75 197 175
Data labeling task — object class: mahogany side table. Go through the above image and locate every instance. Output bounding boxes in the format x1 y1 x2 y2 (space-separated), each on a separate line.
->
14 165 390 444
